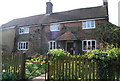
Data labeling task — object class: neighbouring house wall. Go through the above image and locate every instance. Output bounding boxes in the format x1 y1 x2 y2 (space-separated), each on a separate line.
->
0 29 2 51
0 28 16 52
118 1 120 27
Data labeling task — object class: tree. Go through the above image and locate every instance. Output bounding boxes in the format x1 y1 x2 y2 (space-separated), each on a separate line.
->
93 22 120 47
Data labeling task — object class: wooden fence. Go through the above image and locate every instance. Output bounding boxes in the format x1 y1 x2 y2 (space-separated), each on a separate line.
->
47 56 120 81
2 52 26 80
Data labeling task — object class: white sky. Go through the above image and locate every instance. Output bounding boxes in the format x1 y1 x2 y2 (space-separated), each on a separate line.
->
0 0 119 26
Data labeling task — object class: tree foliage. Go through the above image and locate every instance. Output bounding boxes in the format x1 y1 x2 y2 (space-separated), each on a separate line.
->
93 22 120 47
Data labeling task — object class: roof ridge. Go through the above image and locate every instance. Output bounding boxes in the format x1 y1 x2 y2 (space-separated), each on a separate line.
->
52 6 104 14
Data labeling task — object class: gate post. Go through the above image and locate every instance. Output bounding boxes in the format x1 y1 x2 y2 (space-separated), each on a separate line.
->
21 53 26 80
46 53 51 81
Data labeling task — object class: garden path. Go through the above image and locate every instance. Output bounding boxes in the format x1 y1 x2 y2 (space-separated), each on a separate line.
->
30 74 46 81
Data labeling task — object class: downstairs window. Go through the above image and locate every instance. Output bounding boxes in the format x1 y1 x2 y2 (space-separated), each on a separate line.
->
82 40 96 51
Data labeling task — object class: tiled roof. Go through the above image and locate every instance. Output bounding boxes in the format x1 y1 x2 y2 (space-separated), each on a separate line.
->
56 32 78 40
1 6 108 28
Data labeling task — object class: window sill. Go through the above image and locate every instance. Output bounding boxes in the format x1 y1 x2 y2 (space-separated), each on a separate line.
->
50 30 60 32
82 28 95 29
18 49 28 50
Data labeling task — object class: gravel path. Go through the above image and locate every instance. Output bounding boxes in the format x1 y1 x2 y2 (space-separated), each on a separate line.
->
30 74 46 81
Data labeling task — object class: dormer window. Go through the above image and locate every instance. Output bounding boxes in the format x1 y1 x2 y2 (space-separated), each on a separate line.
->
50 23 60 31
19 27 29 34
82 20 95 29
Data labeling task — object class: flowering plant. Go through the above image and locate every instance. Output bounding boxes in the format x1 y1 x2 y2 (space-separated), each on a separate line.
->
2 66 20 81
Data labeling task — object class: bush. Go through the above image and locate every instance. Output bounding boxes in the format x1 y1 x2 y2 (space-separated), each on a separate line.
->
48 49 70 60
83 46 120 79
83 47 120 62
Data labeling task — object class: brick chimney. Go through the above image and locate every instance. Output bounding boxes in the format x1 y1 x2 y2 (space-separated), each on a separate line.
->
103 0 109 20
46 1 53 14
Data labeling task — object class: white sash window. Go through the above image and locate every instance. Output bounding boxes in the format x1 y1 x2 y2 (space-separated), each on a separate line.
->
18 41 29 50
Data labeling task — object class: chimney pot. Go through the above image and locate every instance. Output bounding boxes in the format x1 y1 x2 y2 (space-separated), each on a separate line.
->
103 0 108 7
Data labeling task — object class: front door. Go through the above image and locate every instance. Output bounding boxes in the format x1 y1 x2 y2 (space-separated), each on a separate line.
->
67 41 74 55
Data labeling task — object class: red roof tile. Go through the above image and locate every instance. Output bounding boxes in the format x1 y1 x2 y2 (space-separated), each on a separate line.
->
56 32 78 40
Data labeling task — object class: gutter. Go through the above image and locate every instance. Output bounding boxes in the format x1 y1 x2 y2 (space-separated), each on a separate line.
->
42 17 108 25
0 26 16 31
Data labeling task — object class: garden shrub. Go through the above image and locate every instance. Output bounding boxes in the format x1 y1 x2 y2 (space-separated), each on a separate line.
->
83 45 120 79
48 49 70 60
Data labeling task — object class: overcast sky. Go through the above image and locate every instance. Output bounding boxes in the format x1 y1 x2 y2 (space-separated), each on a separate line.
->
0 0 119 26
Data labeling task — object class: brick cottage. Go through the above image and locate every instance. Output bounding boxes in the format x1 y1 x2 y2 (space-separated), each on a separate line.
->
1 0 109 56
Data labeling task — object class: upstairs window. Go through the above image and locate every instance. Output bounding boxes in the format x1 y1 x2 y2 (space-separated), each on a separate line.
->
50 23 60 31
18 41 29 50
49 41 57 50
19 27 29 34
82 40 96 51
82 20 95 29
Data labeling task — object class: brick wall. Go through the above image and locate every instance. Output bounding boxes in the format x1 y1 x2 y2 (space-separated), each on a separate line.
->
14 19 107 56
44 19 107 40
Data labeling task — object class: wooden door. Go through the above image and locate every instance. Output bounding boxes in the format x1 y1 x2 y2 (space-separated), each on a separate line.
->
67 42 74 55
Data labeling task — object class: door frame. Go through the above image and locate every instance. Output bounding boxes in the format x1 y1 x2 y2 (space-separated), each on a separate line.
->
66 41 74 54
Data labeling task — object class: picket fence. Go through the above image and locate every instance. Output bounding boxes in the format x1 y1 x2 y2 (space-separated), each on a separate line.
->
47 56 120 81
2 52 26 80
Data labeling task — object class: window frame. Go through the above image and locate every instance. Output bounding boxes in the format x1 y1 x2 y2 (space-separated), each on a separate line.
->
18 41 29 50
82 40 96 51
50 23 60 31
49 41 57 50
82 20 95 29
19 27 29 34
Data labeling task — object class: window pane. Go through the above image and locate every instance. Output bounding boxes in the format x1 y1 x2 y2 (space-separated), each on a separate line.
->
26 42 28 49
57 25 60 30
88 41 91 50
50 26 52 31
91 21 95 28
23 43 26 49
21 28 24 33
82 21 86 28
92 41 95 50
53 42 56 49
83 41 87 50
87 21 91 28
88 41 90 45
24 27 27 32
55 24 60 31
50 42 52 50
21 43 22 49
